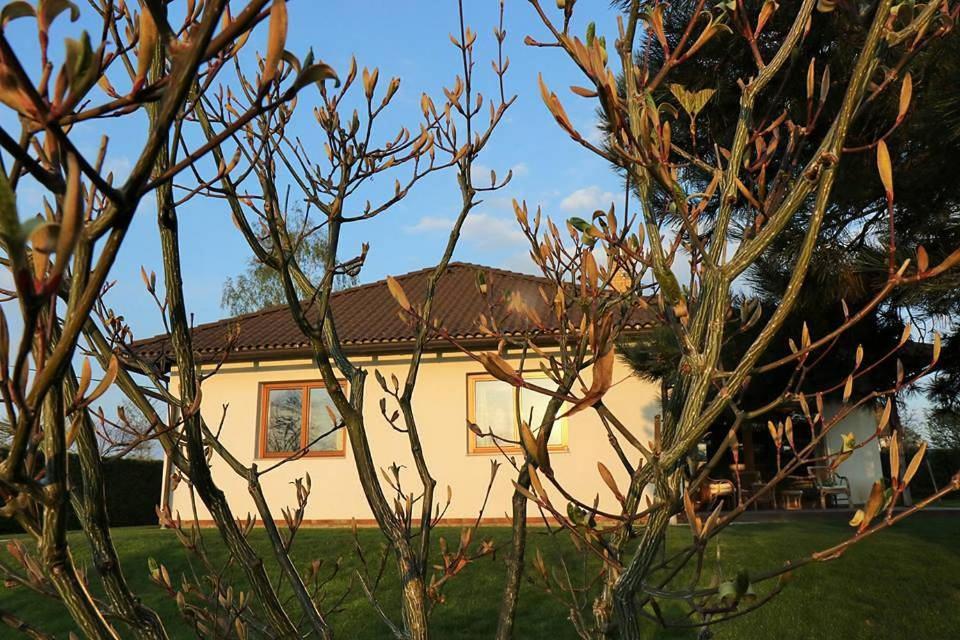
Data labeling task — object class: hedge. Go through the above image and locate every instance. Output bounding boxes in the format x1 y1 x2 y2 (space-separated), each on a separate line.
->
0 455 163 534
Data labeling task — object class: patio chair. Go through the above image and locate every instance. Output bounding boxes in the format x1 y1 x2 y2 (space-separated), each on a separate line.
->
807 465 851 509
696 477 736 511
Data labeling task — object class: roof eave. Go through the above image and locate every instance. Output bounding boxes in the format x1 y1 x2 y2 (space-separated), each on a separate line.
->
139 326 654 373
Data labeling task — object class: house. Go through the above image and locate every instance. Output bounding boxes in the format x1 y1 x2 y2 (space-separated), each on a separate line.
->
132 263 662 524
132 262 887 524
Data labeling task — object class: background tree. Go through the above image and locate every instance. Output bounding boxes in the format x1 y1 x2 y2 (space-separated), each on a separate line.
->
95 399 163 460
221 208 356 315
927 407 960 452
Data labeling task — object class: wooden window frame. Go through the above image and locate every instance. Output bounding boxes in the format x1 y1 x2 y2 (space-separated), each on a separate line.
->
257 380 346 459
466 372 569 455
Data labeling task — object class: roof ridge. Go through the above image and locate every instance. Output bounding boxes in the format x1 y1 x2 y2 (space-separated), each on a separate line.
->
325 262 446 299
329 261 550 300
178 300 294 334
453 262 551 286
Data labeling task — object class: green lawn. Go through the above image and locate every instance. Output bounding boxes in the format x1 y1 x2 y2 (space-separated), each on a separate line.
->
935 494 960 506
1 514 958 639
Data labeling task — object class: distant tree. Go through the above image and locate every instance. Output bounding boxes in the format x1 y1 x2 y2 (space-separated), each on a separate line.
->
221 209 357 315
98 399 163 460
928 408 960 453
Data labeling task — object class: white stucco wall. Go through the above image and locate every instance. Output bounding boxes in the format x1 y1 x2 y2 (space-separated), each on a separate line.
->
823 402 884 504
164 349 659 524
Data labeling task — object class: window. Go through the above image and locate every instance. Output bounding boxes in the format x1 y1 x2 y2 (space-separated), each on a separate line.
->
258 381 345 458
466 373 568 454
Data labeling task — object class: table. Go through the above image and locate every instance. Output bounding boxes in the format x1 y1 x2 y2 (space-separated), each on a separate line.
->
781 489 803 510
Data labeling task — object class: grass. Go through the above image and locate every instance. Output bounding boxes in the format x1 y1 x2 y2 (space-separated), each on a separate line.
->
934 494 960 506
1 514 958 639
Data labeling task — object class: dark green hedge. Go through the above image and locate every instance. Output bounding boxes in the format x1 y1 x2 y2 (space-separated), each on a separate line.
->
0 455 163 533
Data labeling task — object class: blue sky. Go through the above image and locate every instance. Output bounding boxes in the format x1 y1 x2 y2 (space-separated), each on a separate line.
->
5 0 629 341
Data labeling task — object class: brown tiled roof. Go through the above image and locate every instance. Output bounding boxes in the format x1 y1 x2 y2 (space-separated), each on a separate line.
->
130 262 656 367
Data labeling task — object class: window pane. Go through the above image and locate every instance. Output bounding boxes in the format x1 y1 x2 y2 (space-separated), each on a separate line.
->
265 388 302 453
521 386 564 446
308 387 341 452
473 379 516 448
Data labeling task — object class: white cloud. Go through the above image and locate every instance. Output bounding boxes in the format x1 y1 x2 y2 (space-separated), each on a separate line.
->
103 156 132 181
405 212 525 248
511 162 529 177
463 214 525 247
404 216 453 233
484 194 519 212
560 186 615 212
582 119 605 145
501 251 538 274
470 164 492 184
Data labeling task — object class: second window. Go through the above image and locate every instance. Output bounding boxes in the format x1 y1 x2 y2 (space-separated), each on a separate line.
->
467 373 567 454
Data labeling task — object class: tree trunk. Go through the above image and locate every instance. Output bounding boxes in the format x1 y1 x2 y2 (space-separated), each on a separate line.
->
495 467 530 640
39 385 120 639
397 547 431 640
68 374 169 640
611 496 673 639
155 159 301 639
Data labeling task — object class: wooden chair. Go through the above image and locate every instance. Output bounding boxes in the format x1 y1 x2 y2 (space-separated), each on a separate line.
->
697 477 736 510
746 480 777 510
735 471 777 510
807 465 851 509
